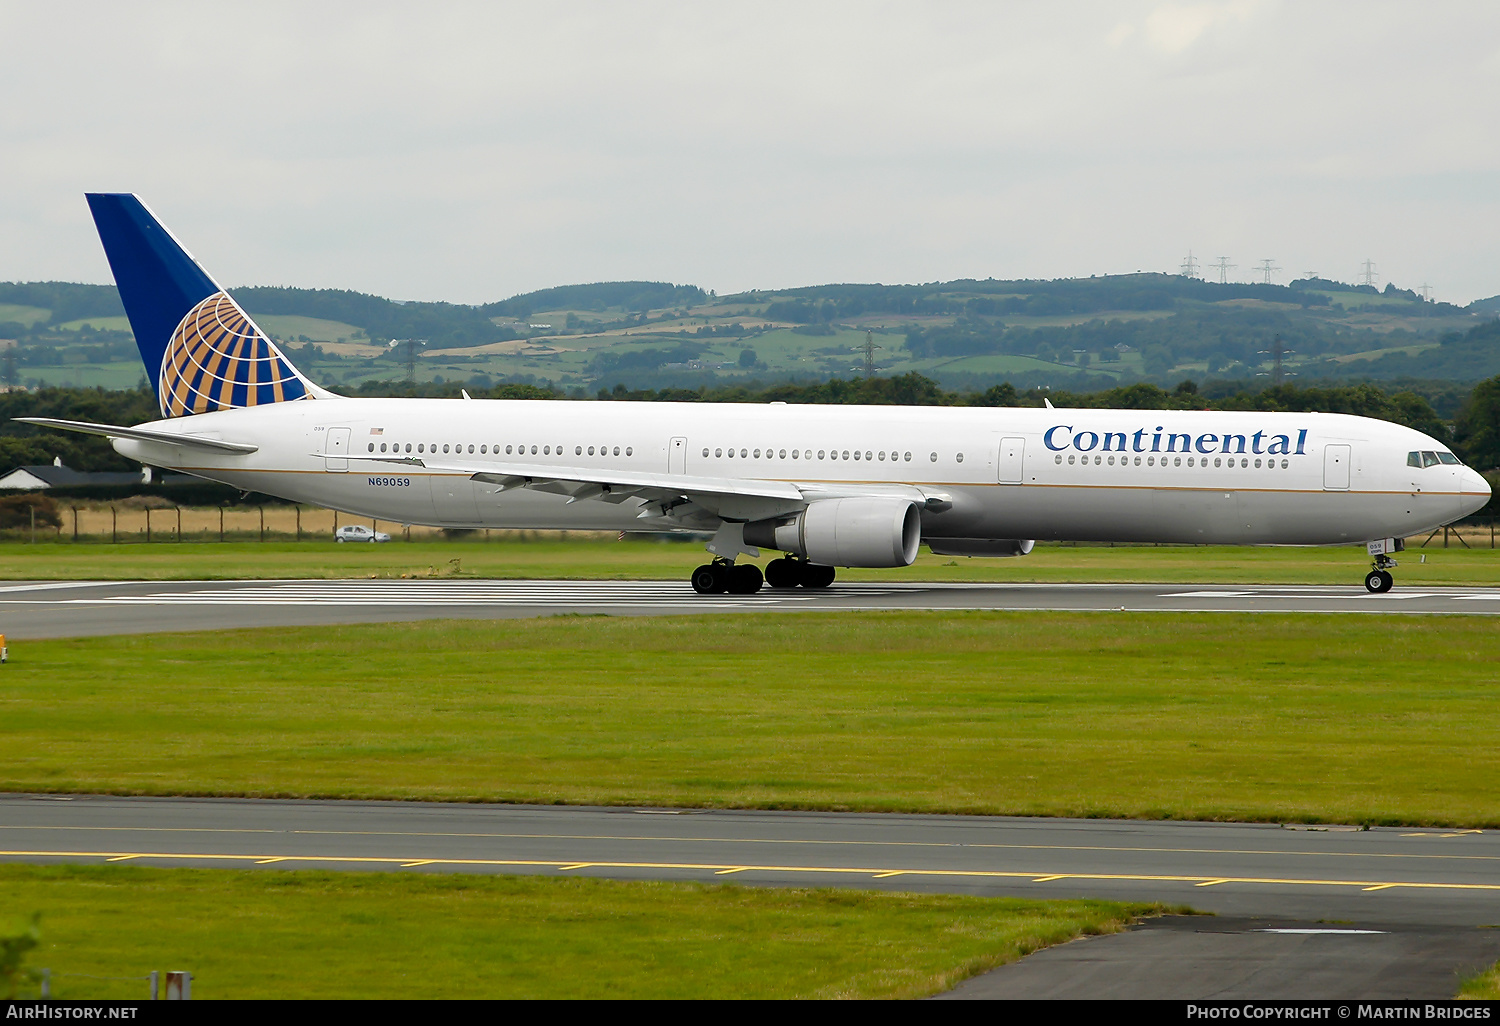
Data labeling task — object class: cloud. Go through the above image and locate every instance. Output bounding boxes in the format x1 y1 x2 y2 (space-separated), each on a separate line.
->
0 1 1497 303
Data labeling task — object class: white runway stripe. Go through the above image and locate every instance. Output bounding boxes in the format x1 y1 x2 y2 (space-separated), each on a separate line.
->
65 581 907 607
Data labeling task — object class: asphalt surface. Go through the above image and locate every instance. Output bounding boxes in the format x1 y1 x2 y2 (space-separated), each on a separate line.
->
5 796 1500 998
2 578 1498 638
5 580 1497 998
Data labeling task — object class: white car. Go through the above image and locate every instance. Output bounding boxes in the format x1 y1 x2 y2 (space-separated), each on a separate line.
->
335 524 391 543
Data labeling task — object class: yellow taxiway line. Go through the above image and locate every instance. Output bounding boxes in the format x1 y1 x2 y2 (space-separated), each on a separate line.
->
4 849 1500 893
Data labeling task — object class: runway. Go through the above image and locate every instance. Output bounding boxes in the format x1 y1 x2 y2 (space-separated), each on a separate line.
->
5 796 1500 997
2 578 1498 638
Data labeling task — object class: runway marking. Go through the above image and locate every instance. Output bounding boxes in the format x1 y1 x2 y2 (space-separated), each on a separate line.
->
9 824 1500 863
55 581 907 608
1257 929 1387 935
1161 591 1255 598
6 849 1500 894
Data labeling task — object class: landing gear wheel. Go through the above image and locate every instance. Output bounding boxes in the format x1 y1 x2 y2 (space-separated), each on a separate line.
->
1364 569 1394 594
691 564 726 595
764 558 799 589
801 564 836 589
728 563 764 595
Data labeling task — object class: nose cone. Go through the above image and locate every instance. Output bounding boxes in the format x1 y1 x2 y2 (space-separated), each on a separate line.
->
1459 467 1492 517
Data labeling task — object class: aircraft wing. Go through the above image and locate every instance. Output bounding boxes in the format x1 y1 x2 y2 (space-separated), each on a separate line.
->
15 417 260 454
344 452 942 522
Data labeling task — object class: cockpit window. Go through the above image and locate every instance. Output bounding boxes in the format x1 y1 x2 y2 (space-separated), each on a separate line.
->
1408 451 1422 468
1422 451 1441 468
1437 452 1461 465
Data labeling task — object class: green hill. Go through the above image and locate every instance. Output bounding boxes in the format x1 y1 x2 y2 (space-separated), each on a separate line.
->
1 275 1494 395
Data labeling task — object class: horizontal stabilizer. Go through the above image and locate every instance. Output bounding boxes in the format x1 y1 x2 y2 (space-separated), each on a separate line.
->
16 417 259 454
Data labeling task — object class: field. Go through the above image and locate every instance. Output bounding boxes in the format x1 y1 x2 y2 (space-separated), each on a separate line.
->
1 524 1498 584
2 612 1497 824
0 864 1154 999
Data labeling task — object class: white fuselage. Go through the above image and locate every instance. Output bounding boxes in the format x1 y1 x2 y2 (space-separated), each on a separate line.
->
112 398 1490 547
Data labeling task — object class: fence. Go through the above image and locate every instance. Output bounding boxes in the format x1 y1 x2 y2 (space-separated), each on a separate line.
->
5 502 618 544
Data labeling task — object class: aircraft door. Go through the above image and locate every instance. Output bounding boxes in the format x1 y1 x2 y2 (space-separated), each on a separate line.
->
1323 444 1350 490
669 436 687 474
998 436 1025 484
324 427 350 472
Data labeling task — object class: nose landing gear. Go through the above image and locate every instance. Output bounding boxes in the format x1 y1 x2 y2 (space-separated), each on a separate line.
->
1364 538 1403 594
1365 562 1395 594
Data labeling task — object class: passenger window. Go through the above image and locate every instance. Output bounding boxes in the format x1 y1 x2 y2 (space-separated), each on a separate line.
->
842 450 850 459
443 444 450 453
853 451 861 461
1185 457 1192 467
741 449 748 458
715 448 722 457
379 443 387 452
1174 457 1181 467
1068 454 1076 464
1147 456 1154 466
1094 455 1101 465
406 444 412 453
1055 455 1062 464
1281 459 1288 468
1422 451 1440 468
1213 457 1221 467
878 451 886 461
779 449 787 459
930 452 938 462
1108 455 1115 465
865 451 873 461
531 445 538 455
468 445 475 454
1254 458 1261 468
728 449 735 458
626 447 633 456
368 443 375 452
818 450 826 459
754 449 761 458
904 452 912 461
956 453 965 463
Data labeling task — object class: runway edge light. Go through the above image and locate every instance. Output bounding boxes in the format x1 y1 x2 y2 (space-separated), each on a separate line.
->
1 633 7 663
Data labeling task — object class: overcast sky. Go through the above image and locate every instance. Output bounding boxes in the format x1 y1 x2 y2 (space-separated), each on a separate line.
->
2 1 1498 305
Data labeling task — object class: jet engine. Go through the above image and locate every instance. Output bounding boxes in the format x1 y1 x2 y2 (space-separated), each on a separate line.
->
743 497 920 568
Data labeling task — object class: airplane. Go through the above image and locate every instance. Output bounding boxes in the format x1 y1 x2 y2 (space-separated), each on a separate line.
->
18 194 1492 595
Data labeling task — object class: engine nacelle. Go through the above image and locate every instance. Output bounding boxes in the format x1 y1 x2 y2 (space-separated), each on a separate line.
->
744 498 920 568
925 538 1035 558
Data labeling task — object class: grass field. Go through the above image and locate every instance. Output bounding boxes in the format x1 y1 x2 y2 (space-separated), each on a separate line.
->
2 612 1497 824
0 865 1155 999
1 534 1497 584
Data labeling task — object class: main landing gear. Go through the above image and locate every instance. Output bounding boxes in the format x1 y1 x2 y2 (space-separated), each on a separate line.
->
690 557 836 595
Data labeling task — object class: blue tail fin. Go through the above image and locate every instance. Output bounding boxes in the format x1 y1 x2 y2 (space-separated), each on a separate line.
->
86 193 321 418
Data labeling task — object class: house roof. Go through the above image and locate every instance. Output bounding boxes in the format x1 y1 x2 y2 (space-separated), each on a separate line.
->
0 464 145 489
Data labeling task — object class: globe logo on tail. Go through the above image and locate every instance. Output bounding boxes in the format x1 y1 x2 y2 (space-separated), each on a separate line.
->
160 292 309 417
